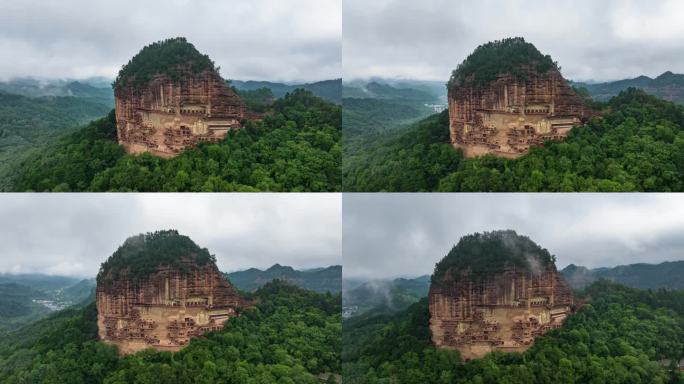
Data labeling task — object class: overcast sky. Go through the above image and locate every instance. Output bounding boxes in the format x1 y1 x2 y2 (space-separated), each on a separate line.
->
0 194 340 278
344 0 684 82
0 0 340 82
344 194 684 280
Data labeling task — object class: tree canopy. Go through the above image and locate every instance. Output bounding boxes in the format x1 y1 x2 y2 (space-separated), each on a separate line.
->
8 89 341 192
0 280 341 384
432 230 556 284
96 230 215 285
113 37 216 89
343 88 684 192
343 280 684 384
448 37 558 89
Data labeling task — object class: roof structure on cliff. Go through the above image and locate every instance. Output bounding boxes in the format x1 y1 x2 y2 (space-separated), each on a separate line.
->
96 229 216 284
432 230 556 284
447 37 559 89
113 37 216 89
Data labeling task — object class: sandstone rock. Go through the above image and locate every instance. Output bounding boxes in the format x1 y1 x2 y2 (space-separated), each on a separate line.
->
113 38 247 158
428 231 576 359
96 230 244 354
448 39 588 158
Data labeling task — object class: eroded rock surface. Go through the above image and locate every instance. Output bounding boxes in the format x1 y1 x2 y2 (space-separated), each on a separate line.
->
448 39 588 158
114 69 246 158
429 265 575 359
96 231 243 354
429 230 576 359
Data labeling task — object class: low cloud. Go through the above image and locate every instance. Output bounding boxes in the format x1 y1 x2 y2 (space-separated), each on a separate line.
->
343 194 684 279
343 0 684 82
0 194 341 277
0 0 341 82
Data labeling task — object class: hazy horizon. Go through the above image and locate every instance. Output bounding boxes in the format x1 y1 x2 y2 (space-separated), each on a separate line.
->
0 194 341 278
343 194 684 280
0 263 342 280
344 0 684 83
0 0 341 83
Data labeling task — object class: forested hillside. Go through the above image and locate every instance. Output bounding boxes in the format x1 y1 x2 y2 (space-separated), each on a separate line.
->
232 79 342 104
0 280 341 383
6 89 341 192
342 275 429 318
574 71 684 104
0 92 112 189
0 275 95 334
226 264 342 293
343 280 684 383
344 88 684 192
562 261 684 290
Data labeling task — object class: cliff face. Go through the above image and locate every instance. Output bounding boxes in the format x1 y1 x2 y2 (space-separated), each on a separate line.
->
429 264 575 360
96 231 243 354
114 69 246 158
449 68 588 158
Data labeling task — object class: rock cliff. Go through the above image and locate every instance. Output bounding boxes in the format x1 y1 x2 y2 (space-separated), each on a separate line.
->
113 38 247 158
429 230 576 359
96 230 243 354
447 38 588 158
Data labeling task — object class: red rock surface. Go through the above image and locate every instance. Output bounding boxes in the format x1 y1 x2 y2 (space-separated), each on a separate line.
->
429 265 575 359
114 68 246 158
96 261 243 354
448 67 588 158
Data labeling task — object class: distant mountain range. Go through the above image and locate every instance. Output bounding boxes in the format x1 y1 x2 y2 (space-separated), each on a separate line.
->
0 77 341 105
344 78 447 102
231 79 341 103
225 264 341 293
343 81 440 105
342 275 430 318
342 259 684 319
561 260 684 290
574 71 684 104
0 264 339 332
0 78 114 106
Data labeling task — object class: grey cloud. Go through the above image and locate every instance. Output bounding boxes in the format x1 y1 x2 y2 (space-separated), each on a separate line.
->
343 0 684 82
343 194 684 280
0 194 341 278
0 0 340 82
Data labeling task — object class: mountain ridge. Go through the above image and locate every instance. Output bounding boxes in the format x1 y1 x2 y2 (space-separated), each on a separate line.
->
225 264 341 293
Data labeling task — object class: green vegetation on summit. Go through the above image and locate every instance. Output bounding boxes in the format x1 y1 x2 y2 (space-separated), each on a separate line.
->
0 280 341 383
432 230 555 283
97 230 215 285
448 37 558 88
114 37 215 88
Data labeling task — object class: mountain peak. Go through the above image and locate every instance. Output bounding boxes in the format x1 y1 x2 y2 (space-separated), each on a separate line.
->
113 37 216 89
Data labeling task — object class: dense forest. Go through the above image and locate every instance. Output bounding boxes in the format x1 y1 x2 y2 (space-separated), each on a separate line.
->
343 88 684 192
6 89 341 192
432 230 555 283
114 37 215 88
448 37 558 88
343 280 684 384
0 280 341 384
97 230 215 285
0 91 112 189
